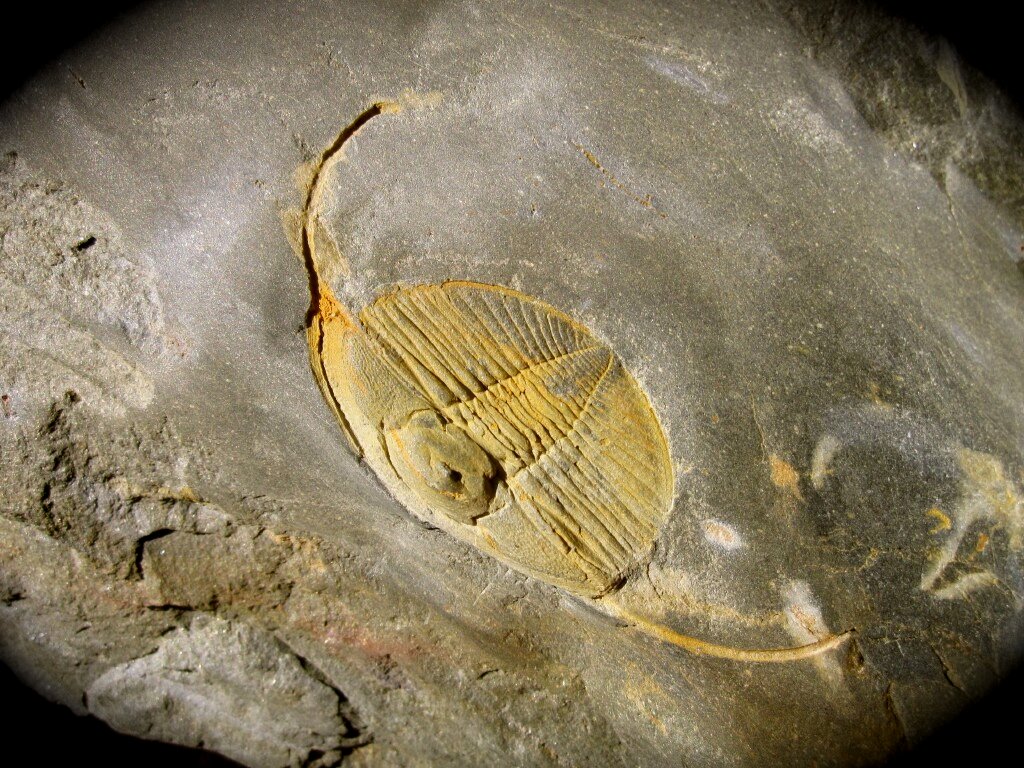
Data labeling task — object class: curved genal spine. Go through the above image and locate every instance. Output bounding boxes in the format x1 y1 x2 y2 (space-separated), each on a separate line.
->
606 601 855 663
302 102 395 328
302 103 397 452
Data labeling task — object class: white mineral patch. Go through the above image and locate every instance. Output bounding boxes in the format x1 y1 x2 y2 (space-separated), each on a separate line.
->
645 56 729 104
700 518 745 551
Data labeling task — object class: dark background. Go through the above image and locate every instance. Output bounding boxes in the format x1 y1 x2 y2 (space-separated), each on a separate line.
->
1 1 1019 766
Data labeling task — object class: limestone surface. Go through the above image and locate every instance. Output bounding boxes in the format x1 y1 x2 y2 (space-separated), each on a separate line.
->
2 1 1023 766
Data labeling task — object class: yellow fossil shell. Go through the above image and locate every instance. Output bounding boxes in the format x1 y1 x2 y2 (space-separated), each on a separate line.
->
310 280 675 598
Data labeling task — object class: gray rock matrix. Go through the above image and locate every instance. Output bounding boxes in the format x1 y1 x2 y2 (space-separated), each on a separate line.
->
2 1 1022 765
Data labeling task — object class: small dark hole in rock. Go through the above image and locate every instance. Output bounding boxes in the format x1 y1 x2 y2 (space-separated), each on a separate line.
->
449 469 462 483
74 235 96 251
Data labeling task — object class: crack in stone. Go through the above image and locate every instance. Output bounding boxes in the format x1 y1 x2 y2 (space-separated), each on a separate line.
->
271 635 372 754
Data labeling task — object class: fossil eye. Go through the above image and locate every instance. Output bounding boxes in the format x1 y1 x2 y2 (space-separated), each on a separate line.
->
385 409 501 525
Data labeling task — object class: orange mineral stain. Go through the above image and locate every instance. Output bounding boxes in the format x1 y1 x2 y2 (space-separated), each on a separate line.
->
769 455 804 501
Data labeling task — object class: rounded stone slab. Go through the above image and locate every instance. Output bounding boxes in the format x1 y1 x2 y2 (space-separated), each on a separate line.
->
1 1 1023 766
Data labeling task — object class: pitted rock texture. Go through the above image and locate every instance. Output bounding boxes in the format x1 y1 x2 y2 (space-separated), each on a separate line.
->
0 152 165 350
1 0 1023 766
0 154 162 418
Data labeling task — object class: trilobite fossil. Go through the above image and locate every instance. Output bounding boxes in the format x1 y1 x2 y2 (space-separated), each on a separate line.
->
296 104 851 662
312 277 673 598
